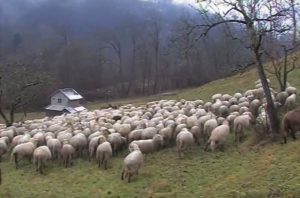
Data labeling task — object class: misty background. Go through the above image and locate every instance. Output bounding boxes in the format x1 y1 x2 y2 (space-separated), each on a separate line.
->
0 0 253 109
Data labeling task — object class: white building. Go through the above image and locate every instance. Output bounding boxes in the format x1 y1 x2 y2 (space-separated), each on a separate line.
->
45 88 86 116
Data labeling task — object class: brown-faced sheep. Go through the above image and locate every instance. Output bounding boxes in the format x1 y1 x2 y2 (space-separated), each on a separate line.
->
282 108 300 144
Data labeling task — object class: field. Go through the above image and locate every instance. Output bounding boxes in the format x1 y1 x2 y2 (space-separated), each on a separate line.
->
0 65 300 197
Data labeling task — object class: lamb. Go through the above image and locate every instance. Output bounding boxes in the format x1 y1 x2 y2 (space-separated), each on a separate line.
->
282 108 300 144
176 128 194 158
107 133 127 155
11 138 38 169
190 126 201 145
46 138 62 160
129 134 164 155
33 146 52 174
205 121 230 152
121 143 144 183
285 94 297 110
95 136 112 169
60 141 76 168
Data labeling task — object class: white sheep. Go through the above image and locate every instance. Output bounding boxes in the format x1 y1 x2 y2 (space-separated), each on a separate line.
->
205 121 230 152
46 138 61 160
60 142 76 168
285 94 297 110
176 128 194 158
33 146 52 174
121 143 144 183
233 114 253 144
203 118 218 143
11 138 38 169
129 134 164 155
108 133 126 155
96 136 112 169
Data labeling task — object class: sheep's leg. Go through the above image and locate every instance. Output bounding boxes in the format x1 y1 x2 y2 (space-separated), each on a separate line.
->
98 158 101 168
121 169 125 180
14 153 18 169
204 141 210 151
65 156 69 168
35 160 38 172
104 160 108 170
28 156 32 164
128 174 131 183
291 130 297 140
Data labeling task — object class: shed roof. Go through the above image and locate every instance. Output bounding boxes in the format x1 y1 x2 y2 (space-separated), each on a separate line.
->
45 105 86 113
52 88 83 101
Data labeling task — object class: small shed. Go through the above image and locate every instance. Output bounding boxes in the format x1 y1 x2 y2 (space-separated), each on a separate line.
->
45 88 86 116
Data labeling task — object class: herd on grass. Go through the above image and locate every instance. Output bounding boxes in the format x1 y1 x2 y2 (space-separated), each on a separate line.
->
0 79 299 183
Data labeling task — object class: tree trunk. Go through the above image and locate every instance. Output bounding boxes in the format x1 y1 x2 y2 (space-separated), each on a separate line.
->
254 50 280 136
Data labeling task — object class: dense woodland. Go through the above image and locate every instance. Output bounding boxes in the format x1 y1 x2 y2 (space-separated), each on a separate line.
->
0 0 255 109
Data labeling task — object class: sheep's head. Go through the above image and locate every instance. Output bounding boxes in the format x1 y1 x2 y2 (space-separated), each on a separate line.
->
98 135 107 144
153 134 164 149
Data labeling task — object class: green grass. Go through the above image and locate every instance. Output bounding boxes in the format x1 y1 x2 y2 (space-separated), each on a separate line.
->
0 58 300 197
1 139 300 198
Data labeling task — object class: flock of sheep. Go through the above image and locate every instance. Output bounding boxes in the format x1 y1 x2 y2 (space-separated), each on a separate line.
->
0 79 298 183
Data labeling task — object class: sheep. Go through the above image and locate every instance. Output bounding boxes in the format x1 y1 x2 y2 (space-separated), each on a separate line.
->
70 133 88 157
46 138 62 160
11 138 38 169
95 136 112 169
129 134 163 155
233 114 253 144
282 108 300 144
121 143 144 183
141 127 158 140
205 121 230 152
286 86 297 95
33 146 52 174
276 91 289 105
212 93 222 102
285 94 297 110
176 128 194 158
128 129 143 143
190 126 201 145
0 128 15 141
203 119 218 144
60 142 76 168
88 136 101 161
159 124 176 147
107 133 127 155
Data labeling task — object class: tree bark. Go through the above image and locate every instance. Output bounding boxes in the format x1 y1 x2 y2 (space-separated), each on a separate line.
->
254 50 280 135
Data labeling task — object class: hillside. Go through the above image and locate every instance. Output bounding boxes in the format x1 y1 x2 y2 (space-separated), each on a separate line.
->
0 65 299 197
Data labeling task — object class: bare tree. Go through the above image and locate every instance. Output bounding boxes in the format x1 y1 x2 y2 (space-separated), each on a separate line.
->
264 0 300 91
194 0 295 137
0 63 49 126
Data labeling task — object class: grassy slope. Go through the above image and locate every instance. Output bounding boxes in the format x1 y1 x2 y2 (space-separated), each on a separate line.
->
0 65 300 197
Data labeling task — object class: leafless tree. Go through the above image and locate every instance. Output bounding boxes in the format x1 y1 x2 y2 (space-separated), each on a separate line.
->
194 0 295 136
0 63 49 126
